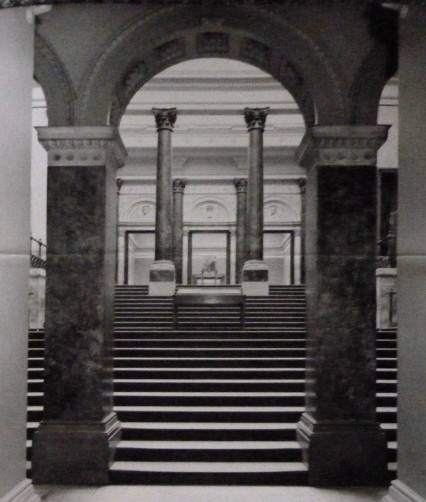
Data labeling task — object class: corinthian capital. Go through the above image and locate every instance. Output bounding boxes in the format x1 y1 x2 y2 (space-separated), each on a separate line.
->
173 178 187 193
233 177 248 193
153 108 177 131
244 107 269 132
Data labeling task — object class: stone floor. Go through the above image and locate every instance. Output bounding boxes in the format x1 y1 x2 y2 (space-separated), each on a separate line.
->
36 485 388 501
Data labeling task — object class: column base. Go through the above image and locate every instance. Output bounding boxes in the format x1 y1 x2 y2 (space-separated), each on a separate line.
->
0 480 40 502
383 480 426 502
31 412 121 485
297 412 388 486
149 260 176 296
241 260 269 296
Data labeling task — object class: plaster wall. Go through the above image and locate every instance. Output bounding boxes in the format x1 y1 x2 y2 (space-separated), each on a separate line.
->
394 5 426 498
0 7 34 499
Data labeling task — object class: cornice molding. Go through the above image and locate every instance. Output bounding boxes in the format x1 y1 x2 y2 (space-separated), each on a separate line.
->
36 126 127 168
295 125 390 168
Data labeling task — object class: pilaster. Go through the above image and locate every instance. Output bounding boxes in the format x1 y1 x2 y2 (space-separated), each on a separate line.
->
31 126 126 484
295 125 390 486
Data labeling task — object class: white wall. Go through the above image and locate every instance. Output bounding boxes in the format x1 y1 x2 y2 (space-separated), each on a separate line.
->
0 7 37 500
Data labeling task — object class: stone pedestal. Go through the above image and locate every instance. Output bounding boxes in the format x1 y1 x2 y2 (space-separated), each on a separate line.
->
149 260 176 296
28 268 45 330
242 260 269 296
31 126 126 485
296 125 389 486
376 268 397 329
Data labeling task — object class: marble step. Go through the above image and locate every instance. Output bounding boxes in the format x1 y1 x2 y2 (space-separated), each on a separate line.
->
108 460 309 485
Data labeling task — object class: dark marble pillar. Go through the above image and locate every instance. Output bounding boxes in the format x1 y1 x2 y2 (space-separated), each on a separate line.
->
295 125 390 486
173 178 186 284
153 108 177 261
297 178 306 284
233 178 247 283
31 126 126 485
244 108 268 261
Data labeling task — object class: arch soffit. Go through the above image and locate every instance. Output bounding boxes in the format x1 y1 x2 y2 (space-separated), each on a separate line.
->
76 4 346 127
34 33 76 126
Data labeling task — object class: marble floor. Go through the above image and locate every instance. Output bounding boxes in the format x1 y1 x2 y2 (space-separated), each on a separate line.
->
36 485 388 501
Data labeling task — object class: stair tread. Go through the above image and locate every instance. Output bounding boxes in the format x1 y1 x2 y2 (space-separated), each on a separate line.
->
117 440 301 449
110 461 308 472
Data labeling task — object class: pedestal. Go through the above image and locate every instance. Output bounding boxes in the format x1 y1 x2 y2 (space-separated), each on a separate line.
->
297 414 387 486
242 260 269 296
28 268 45 330
149 260 176 296
32 413 120 485
376 268 397 329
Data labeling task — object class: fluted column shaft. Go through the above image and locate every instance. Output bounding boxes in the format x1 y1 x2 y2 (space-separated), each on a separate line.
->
153 108 177 261
173 178 186 284
244 108 268 261
233 178 247 283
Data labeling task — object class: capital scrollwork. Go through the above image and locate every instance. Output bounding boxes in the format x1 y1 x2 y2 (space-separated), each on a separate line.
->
153 108 177 131
233 177 248 193
173 178 187 193
244 107 269 132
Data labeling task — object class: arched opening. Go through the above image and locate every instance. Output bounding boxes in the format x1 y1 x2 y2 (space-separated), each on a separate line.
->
116 58 306 287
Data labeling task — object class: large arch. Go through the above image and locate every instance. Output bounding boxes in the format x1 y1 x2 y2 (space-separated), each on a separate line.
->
73 3 347 126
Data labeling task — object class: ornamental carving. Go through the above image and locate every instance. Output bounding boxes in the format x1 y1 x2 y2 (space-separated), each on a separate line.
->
156 39 186 64
192 201 228 222
153 108 177 131
241 38 271 66
244 107 269 131
126 201 156 222
197 33 230 55
296 125 390 168
233 178 248 193
173 178 187 193
264 200 295 222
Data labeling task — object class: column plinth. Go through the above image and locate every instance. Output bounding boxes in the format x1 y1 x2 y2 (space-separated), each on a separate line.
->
173 178 187 284
295 125 390 486
242 107 269 296
31 126 126 484
149 108 177 296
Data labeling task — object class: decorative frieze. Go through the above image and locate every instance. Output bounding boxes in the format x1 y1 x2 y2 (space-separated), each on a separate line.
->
37 126 127 167
197 32 229 55
296 125 390 168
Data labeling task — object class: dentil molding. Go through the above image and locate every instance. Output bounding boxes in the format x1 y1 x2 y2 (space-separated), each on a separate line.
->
296 125 390 168
36 126 127 167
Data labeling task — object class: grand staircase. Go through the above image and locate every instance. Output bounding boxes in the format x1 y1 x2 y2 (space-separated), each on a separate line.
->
26 285 397 485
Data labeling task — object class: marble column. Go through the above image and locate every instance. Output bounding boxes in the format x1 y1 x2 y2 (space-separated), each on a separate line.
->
298 178 306 284
173 178 187 284
149 108 177 295
31 126 126 485
295 125 390 486
242 108 269 296
233 178 247 284
383 5 426 501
